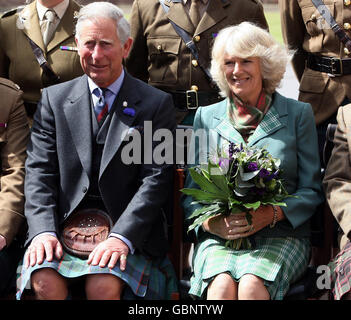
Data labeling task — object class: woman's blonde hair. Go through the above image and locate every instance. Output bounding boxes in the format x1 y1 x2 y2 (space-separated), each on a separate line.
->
210 22 288 98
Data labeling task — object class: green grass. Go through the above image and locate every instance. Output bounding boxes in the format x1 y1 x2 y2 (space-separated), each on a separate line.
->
265 11 283 45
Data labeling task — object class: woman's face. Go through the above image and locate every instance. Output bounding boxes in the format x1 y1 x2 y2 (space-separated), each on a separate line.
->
223 55 263 105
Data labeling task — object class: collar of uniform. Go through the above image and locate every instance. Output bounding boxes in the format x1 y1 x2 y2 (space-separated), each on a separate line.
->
182 0 209 5
36 0 69 21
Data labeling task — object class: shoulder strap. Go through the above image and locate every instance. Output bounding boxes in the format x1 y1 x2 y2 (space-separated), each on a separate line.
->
311 0 351 52
159 0 214 85
24 34 60 84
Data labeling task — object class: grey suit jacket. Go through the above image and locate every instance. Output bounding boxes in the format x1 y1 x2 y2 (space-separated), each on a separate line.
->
24 72 176 258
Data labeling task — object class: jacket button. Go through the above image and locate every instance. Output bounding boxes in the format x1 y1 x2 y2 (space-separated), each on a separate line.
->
194 35 200 42
345 47 350 55
192 59 198 67
82 187 88 193
344 23 351 30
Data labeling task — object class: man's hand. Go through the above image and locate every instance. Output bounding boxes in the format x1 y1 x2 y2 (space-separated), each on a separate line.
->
0 235 6 251
24 234 63 268
87 237 129 271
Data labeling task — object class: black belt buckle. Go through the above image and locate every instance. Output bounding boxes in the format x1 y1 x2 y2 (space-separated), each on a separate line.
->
330 57 343 76
186 90 198 110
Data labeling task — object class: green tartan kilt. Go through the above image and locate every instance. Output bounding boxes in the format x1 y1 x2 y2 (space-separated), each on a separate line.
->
189 235 310 300
16 250 178 300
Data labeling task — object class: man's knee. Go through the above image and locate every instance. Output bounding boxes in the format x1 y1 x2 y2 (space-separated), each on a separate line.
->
85 274 125 300
31 268 68 300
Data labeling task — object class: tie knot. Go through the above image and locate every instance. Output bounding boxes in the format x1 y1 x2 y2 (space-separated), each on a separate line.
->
44 9 56 23
94 87 106 97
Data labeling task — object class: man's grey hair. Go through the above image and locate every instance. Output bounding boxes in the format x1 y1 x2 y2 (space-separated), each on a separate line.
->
75 1 130 44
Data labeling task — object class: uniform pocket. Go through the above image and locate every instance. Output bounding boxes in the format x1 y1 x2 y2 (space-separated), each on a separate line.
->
299 69 329 94
300 2 335 51
146 37 181 84
299 69 330 114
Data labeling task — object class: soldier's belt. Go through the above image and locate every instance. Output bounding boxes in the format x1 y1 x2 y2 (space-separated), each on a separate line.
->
167 90 223 111
307 54 351 76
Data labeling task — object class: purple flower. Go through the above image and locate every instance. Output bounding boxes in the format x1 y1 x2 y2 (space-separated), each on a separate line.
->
259 168 270 178
247 162 258 172
209 153 219 165
228 143 235 159
219 157 230 171
266 170 279 181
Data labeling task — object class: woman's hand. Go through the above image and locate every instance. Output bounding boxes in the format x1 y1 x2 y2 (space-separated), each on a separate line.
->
202 206 283 240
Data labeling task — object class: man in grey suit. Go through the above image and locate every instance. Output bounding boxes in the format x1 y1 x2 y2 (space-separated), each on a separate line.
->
19 2 176 300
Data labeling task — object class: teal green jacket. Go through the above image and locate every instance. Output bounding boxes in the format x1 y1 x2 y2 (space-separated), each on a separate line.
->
182 92 324 239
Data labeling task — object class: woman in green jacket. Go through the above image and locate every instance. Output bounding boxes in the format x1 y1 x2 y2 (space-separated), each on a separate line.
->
182 22 324 300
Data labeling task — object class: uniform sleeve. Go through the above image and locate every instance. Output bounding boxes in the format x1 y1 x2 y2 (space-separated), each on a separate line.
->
0 90 29 245
254 0 269 31
279 0 307 80
323 106 351 240
0 18 10 78
125 0 149 82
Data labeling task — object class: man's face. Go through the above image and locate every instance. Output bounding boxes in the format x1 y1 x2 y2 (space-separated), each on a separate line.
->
76 17 132 88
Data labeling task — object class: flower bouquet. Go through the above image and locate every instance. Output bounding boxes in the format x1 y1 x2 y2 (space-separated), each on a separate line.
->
181 142 293 250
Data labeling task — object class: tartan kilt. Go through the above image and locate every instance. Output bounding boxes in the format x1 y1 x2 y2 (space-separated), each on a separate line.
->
16 250 179 300
329 240 351 300
189 235 310 300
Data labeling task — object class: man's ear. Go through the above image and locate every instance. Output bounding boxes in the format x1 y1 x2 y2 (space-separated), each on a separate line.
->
75 37 81 55
122 37 133 59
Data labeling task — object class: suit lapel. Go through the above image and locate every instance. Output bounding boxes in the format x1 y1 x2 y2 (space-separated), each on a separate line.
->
63 75 93 176
19 1 45 52
100 73 141 178
166 0 195 35
213 100 246 145
247 93 287 146
195 0 229 35
47 1 79 52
